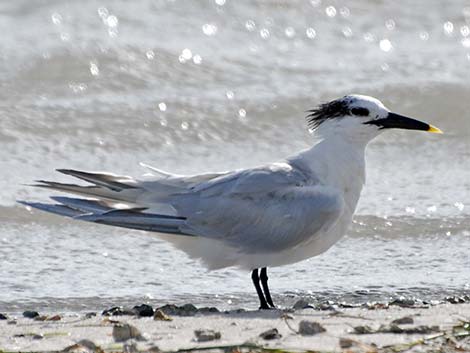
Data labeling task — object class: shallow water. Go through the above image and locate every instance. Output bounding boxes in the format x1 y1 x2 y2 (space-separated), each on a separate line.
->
0 0 469 311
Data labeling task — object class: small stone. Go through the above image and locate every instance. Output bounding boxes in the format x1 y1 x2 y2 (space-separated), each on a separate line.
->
112 323 146 342
46 314 62 321
293 299 313 310
32 334 44 340
298 320 326 335
318 303 335 310
259 328 282 340
34 315 48 321
0 313 7 320
76 339 101 351
133 304 154 317
157 304 198 316
85 312 97 319
154 309 172 321
445 296 466 304
339 337 354 348
353 325 375 334
194 329 221 342
7 320 17 325
181 303 198 314
102 306 134 316
23 310 40 319
387 324 404 333
389 298 417 308
391 316 414 325
198 306 220 314
62 340 101 353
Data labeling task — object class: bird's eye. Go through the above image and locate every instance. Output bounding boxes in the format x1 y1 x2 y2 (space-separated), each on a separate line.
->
351 108 369 116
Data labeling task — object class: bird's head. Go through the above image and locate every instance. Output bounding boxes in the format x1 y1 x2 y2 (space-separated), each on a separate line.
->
306 94 441 142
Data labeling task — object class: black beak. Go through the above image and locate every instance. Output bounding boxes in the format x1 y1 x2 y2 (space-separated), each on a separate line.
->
364 112 442 133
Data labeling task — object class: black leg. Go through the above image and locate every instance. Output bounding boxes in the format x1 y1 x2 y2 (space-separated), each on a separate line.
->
260 267 275 308
251 269 269 309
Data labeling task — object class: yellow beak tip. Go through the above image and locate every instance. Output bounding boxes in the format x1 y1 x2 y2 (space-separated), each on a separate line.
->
428 125 443 134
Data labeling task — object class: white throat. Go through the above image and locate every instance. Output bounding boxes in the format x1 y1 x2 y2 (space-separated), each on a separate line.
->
289 133 368 214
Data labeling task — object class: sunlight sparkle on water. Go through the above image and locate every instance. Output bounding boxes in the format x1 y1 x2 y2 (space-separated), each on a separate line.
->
419 31 429 41
89 62 99 76
226 91 235 100
202 23 218 36
461 38 470 48
443 21 454 35
379 39 393 52
306 28 316 39
364 32 375 42
385 19 396 31
245 20 256 32
106 15 118 28
342 27 353 37
285 27 296 38
325 6 336 17
461 25 470 37
97 7 108 19
192 54 202 64
182 48 192 59
146 50 155 60
339 7 350 18
259 28 270 39
158 102 167 112
51 13 62 25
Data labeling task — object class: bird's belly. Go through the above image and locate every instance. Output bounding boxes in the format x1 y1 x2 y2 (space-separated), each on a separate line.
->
158 209 354 271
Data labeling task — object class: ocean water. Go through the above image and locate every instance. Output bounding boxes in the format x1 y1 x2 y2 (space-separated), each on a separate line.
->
1 0 469 312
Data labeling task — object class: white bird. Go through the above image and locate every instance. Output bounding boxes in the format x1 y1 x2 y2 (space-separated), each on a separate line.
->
20 95 441 309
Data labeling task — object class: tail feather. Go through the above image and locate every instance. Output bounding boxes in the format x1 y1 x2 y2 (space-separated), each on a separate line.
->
18 200 83 218
20 197 191 236
50 196 113 214
33 180 138 203
20 168 195 236
56 169 138 191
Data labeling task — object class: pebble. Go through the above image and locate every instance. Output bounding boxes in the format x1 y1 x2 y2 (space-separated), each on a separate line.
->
339 337 354 348
13 333 44 340
102 306 135 316
298 320 326 335
158 303 198 316
23 310 40 319
46 314 62 321
85 312 97 319
154 309 172 321
194 329 221 342
112 323 146 342
354 325 375 334
259 328 282 340
62 339 100 353
0 313 7 320
133 304 154 317
391 316 414 325
293 299 313 310
445 296 466 304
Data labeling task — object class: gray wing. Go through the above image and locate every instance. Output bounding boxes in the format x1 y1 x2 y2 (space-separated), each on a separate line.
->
172 162 345 253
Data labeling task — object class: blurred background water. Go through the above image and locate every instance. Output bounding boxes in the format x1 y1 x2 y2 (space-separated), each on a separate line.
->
0 0 469 312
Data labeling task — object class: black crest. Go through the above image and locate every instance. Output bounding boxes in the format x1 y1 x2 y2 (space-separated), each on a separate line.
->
306 97 352 130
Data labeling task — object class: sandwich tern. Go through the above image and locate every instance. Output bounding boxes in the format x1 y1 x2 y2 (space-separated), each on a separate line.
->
20 95 442 309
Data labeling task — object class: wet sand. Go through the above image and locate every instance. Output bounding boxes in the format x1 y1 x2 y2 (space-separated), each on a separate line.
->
1 301 470 352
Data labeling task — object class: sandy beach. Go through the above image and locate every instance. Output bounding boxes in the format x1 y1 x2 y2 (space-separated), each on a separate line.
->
1 300 470 353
